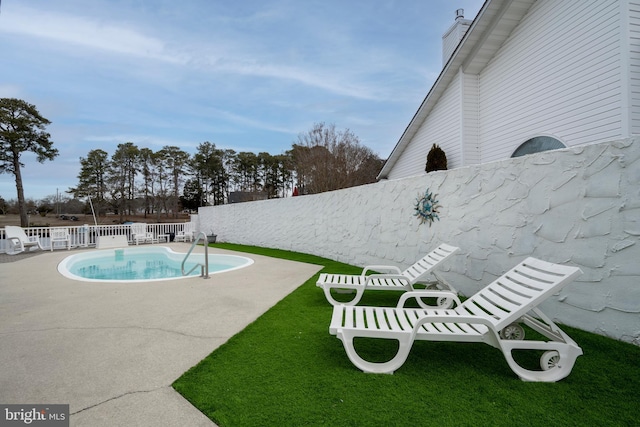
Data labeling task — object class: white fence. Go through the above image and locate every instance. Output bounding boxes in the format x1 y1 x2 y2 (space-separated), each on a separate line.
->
0 223 191 253
198 137 640 345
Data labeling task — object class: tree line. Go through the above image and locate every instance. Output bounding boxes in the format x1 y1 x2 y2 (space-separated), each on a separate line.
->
1 98 384 226
69 122 384 222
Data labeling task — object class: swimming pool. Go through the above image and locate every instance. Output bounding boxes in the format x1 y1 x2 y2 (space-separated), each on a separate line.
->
57 246 254 282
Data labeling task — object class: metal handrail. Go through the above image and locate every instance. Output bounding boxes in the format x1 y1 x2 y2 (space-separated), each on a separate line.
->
181 231 210 279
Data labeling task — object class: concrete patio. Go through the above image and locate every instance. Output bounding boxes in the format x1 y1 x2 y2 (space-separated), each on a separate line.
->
0 243 322 426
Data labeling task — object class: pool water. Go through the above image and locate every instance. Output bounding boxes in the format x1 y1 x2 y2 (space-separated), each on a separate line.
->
58 246 253 282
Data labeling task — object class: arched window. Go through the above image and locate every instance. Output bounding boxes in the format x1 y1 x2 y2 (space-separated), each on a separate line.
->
511 136 565 158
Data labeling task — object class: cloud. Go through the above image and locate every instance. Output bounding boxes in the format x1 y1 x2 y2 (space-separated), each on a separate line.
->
1 5 185 64
209 108 298 135
213 59 383 101
1 4 396 102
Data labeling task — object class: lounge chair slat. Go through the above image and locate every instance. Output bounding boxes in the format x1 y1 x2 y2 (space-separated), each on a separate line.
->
395 309 414 331
517 263 568 284
492 279 538 302
478 291 520 314
355 307 367 329
488 282 533 306
384 309 402 331
330 306 347 334
506 271 549 291
344 306 355 329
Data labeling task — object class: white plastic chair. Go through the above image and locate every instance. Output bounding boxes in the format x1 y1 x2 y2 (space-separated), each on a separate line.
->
4 225 45 255
175 222 194 242
329 257 583 382
317 244 459 307
49 227 71 251
130 223 153 245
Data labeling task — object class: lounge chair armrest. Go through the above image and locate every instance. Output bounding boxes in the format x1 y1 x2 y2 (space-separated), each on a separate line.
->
397 290 462 308
361 265 402 276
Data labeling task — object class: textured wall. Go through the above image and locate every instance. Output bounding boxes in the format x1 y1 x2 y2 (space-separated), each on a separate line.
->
198 138 640 345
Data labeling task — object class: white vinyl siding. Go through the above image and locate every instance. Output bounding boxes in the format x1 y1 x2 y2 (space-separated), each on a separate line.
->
461 70 480 165
478 0 624 162
386 75 462 180
630 0 640 134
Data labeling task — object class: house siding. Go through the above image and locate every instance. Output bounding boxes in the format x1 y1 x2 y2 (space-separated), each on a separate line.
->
630 0 640 134
386 74 462 179
461 70 480 165
478 0 624 162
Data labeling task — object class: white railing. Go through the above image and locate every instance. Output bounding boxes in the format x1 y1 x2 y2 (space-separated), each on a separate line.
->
0 222 196 253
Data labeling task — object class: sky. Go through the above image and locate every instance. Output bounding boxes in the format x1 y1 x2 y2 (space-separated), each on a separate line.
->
1 0 483 201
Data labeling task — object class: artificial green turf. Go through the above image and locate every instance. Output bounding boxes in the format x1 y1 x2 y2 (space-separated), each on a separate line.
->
173 243 640 426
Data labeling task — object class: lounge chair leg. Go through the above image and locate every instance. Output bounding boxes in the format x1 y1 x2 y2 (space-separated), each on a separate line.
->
499 341 583 382
323 287 365 306
337 330 414 374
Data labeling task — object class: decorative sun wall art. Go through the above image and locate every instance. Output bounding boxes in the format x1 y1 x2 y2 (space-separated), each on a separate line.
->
414 189 441 226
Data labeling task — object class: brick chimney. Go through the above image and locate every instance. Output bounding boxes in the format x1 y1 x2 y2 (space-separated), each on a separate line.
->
442 9 472 66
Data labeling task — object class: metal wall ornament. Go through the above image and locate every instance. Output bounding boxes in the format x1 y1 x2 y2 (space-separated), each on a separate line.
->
414 189 441 226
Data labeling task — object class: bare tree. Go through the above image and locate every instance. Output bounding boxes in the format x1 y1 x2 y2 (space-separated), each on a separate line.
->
292 122 382 194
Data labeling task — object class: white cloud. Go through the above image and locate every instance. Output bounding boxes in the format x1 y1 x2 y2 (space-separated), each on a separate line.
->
213 59 383 101
210 108 298 135
3 4 385 101
2 5 185 64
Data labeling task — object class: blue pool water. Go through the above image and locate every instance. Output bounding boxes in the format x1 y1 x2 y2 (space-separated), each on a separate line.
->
57 246 253 282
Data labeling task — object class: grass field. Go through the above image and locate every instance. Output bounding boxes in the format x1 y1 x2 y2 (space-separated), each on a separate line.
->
173 243 640 427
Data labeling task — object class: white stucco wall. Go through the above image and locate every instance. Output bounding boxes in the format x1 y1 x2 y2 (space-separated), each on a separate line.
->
199 138 640 345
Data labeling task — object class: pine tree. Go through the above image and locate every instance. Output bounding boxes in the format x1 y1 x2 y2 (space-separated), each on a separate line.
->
425 144 447 172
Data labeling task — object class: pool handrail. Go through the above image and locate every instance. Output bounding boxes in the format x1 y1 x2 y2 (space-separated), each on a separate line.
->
181 231 210 279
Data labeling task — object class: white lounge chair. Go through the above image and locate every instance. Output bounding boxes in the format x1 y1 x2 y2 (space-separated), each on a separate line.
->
329 257 583 382
175 222 194 242
317 244 459 307
4 225 45 255
49 227 71 251
130 223 153 245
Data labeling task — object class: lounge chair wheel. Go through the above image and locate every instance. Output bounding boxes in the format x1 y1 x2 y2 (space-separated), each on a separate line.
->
425 282 439 290
499 323 525 340
437 296 454 309
540 350 561 370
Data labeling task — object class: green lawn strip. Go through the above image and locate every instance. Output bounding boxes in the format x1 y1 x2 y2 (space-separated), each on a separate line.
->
173 243 640 426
